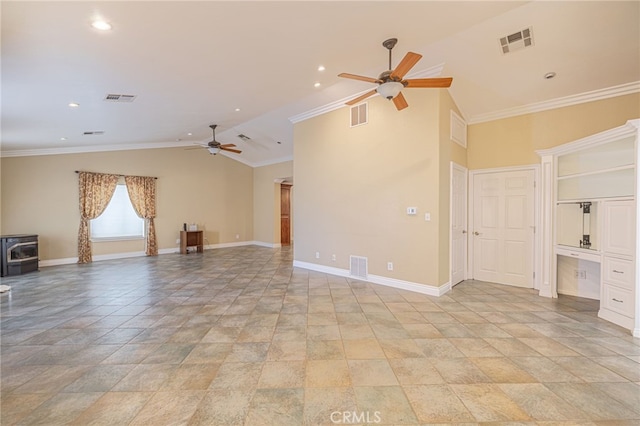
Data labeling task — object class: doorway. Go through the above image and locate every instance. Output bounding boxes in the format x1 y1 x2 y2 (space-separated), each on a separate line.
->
280 183 292 246
470 168 535 288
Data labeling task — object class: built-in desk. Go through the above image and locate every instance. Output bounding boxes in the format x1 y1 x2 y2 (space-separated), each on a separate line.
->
180 230 203 254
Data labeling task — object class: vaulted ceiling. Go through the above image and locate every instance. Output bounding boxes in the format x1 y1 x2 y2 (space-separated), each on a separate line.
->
2 1 639 166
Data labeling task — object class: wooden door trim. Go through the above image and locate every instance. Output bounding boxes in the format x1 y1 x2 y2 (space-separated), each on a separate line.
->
468 164 541 289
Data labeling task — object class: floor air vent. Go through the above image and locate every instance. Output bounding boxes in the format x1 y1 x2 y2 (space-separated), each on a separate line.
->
350 103 367 127
349 255 368 279
499 27 533 54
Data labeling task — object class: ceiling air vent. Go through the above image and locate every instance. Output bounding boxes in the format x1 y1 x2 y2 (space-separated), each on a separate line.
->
499 27 533 54
237 134 251 142
104 94 137 102
83 131 105 135
350 103 367 127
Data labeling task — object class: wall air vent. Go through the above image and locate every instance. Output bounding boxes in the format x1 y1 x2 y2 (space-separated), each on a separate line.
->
499 27 534 54
349 255 368 279
83 131 105 135
237 134 251 142
350 103 368 127
104 94 137 102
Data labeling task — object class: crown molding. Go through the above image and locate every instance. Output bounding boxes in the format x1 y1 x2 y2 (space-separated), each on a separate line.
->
468 81 640 124
289 63 446 124
0 140 196 158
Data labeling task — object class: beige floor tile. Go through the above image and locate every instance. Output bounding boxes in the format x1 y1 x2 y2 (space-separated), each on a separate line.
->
160 363 220 390
354 386 419 424
389 358 444 385
431 358 492 384
208 362 263 389
450 383 532 422
307 339 345 360
304 387 358 426
545 383 639 420
449 338 504 358
343 339 386 359
339 324 376 339
244 388 304 426
0 393 54 425
258 361 305 388
18 392 104 425
69 392 152 426
498 383 589 421
404 384 474 423
188 389 254 425
348 359 398 386
305 359 351 387
379 338 425 358
267 339 307 361
129 390 205 425
551 356 628 382
468 357 537 383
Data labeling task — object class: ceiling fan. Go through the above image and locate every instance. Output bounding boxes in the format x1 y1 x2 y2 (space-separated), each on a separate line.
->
197 125 242 155
338 38 453 111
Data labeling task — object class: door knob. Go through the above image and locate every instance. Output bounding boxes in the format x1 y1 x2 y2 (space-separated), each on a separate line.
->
473 231 481 236
462 230 467 234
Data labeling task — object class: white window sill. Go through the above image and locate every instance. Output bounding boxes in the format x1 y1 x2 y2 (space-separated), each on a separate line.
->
90 236 145 243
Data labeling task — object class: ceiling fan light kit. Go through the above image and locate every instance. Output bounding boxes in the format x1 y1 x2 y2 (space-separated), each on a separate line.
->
376 81 404 100
339 38 453 110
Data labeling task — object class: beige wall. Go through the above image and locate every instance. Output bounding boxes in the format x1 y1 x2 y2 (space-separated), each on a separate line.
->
294 90 453 287
467 93 640 170
252 161 293 245
1 147 254 261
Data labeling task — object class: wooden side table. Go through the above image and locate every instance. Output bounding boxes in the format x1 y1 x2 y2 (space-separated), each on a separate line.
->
180 230 203 254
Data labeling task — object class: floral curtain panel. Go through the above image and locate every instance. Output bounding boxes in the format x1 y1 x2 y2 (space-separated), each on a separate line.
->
77 172 119 263
125 175 158 256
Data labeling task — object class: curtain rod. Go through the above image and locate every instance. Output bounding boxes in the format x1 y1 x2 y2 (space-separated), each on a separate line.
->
75 171 157 179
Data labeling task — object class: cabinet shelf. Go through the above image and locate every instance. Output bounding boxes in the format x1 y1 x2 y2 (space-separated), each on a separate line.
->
557 164 634 180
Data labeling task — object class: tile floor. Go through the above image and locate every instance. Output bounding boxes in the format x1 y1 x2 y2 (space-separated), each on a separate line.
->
1 246 639 425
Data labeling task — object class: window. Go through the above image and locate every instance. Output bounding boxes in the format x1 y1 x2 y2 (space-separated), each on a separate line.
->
90 184 144 240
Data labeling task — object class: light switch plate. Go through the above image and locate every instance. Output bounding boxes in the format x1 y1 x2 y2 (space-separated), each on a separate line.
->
424 213 431 221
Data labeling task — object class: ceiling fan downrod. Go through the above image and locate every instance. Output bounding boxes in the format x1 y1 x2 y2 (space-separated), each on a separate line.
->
382 38 398 71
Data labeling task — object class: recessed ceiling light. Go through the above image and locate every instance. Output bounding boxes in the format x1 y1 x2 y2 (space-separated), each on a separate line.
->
314 82 321 88
68 102 79 108
235 108 241 112
60 137 67 141
91 20 112 31
544 71 556 80
317 65 325 72
187 132 193 136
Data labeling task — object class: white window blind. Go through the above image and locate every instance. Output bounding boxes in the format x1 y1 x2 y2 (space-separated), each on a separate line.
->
90 184 144 240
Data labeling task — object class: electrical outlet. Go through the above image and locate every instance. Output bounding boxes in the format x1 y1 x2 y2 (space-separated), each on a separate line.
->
387 262 393 271
332 254 336 261
235 234 240 239
176 238 180 244
406 207 417 215
315 252 320 259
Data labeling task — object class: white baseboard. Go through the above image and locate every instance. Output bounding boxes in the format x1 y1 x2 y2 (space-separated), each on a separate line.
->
292 260 450 297
39 241 278 267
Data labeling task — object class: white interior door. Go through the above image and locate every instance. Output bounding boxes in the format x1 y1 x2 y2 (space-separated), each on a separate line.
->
472 170 535 288
451 163 468 286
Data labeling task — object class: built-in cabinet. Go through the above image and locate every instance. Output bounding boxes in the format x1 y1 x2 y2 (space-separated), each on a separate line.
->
537 119 639 336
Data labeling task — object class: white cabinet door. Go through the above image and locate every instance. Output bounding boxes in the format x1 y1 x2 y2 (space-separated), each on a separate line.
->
603 200 635 257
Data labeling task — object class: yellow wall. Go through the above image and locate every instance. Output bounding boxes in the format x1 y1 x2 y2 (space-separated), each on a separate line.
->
252 161 293 245
1 147 254 261
468 93 640 170
293 90 451 287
